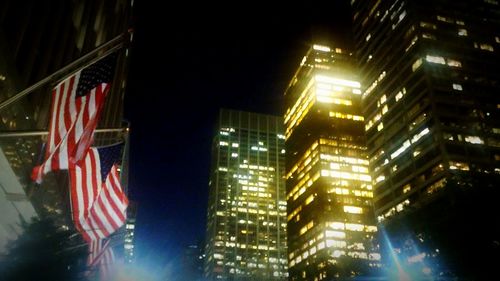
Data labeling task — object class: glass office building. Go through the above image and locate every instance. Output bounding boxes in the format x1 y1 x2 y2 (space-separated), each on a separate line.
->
352 0 500 277
284 44 380 281
204 109 288 281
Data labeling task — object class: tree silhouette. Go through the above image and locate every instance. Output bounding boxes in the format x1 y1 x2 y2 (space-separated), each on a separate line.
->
0 216 88 281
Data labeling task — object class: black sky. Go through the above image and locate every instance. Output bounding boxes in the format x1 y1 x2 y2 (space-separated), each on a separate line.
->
124 1 352 275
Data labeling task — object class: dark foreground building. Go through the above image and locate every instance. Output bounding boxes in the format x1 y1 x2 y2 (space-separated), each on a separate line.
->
0 0 132 254
352 0 500 278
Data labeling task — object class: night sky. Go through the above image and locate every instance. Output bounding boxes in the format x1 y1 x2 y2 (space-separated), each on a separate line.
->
124 1 351 276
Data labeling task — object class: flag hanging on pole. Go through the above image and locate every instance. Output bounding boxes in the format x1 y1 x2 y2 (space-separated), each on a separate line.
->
69 143 128 242
88 239 115 279
31 54 117 184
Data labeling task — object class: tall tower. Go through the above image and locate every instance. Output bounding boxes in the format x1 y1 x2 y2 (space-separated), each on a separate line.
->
352 0 500 278
284 44 380 281
124 201 137 264
204 109 288 281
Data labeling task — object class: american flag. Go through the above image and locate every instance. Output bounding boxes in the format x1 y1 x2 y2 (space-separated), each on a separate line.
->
69 143 128 242
31 54 116 183
88 239 115 278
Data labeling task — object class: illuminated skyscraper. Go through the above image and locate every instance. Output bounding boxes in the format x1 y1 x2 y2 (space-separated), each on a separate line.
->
352 0 500 277
124 201 137 264
204 109 288 281
284 44 380 281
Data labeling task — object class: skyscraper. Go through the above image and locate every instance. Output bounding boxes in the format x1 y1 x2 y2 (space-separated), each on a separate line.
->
352 0 500 277
284 44 380 281
124 201 137 264
179 243 204 281
204 109 288 281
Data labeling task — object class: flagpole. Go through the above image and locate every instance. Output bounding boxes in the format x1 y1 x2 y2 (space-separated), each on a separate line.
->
0 33 126 113
0 128 125 138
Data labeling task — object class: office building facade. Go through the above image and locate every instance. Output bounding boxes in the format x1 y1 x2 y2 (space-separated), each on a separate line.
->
124 201 137 264
284 44 380 281
204 109 288 281
352 0 500 277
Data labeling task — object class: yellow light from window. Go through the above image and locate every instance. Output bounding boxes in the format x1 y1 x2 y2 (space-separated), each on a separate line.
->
305 194 314 205
329 222 345 230
343 206 363 214
326 230 346 238
300 220 314 235
313 44 331 52
315 75 361 88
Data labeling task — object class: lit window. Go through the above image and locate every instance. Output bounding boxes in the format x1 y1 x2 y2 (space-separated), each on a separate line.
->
411 127 430 143
395 92 403 101
379 95 387 104
305 194 314 205
391 140 411 159
453 83 463 91
343 206 363 214
231 153 238 158
447 59 462 67
449 161 470 171
325 230 346 238
329 222 345 230
382 104 388 114
375 175 385 183
422 33 436 40
420 22 437 29
458 29 468 36
464 136 484 144
315 75 361 88
480 43 494 52
219 141 229 146
437 15 454 23
426 55 446 64
412 58 423 71
313 44 331 52
300 220 314 235
345 223 364 231
377 122 384 131
232 143 239 148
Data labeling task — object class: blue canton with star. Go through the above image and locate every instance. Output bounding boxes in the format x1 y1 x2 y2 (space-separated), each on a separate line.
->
97 142 124 182
76 53 117 97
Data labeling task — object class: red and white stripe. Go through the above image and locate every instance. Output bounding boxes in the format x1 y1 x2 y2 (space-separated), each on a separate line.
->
69 148 103 241
70 152 128 242
31 72 109 183
88 239 115 279
84 164 128 240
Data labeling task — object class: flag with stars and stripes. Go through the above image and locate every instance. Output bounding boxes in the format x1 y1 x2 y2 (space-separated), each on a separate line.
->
88 239 115 279
31 54 117 183
69 142 128 242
